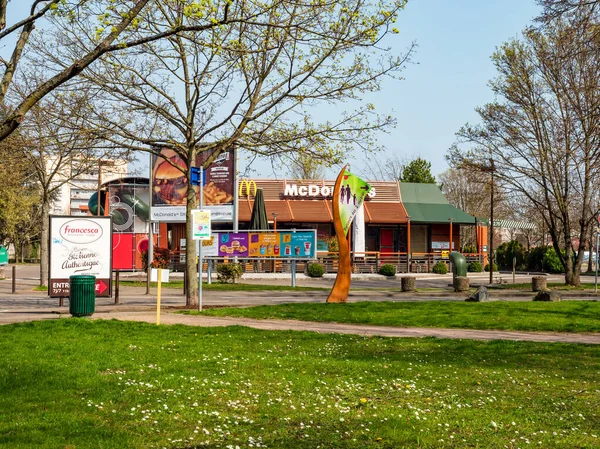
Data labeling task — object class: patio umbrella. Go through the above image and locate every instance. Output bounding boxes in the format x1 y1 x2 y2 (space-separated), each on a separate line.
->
249 188 269 230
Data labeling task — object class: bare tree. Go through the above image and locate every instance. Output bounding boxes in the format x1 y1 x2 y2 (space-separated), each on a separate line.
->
15 85 130 286
359 152 410 181
448 12 600 285
31 0 415 306
285 153 328 180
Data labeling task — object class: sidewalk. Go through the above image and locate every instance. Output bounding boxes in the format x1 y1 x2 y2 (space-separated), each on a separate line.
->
1 286 599 345
2 308 599 345
1 273 600 344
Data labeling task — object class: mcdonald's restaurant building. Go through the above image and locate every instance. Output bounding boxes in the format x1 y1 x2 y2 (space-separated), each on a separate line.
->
104 176 487 272
233 179 487 269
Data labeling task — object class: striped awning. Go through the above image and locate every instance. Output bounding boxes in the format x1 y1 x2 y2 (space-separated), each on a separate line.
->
493 219 536 230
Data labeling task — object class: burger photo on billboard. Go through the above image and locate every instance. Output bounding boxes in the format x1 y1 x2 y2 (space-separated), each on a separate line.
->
153 150 189 205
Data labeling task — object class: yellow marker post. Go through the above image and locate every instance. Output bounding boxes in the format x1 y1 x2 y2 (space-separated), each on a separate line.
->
156 269 162 325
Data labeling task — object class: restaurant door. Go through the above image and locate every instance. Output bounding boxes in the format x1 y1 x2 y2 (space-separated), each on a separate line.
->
380 229 394 260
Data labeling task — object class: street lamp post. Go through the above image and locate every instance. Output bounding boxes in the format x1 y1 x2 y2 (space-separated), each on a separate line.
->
489 158 495 285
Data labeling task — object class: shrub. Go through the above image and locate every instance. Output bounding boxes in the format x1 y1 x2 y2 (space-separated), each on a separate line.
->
216 263 243 284
496 240 526 270
527 246 564 273
141 247 171 270
462 245 477 254
378 264 396 277
484 262 498 272
467 261 483 273
542 248 564 274
432 261 448 274
307 263 325 278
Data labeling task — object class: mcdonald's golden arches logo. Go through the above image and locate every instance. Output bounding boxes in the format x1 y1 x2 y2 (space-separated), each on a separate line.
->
239 179 257 197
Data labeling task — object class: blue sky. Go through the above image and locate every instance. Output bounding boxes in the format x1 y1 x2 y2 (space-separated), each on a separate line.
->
352 0 542 178
10 0 542 180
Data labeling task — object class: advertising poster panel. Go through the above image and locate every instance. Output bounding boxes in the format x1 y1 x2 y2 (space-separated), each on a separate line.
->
49 216 112 297
109 184 150 233
248 232 279 257
192 210 211 240
151 148 234 222
199 234 219 257
338 171 372 234
217 232 249 257
279 231 316 258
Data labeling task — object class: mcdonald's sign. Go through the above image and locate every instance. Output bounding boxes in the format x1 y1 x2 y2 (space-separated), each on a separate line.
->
239 179 258 198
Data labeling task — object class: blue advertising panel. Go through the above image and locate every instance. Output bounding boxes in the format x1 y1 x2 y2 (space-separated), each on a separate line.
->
279 231 316 258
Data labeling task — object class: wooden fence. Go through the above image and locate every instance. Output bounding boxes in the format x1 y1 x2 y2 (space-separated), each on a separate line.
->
167 251 484 274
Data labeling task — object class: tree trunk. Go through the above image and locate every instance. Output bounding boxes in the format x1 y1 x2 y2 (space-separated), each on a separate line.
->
39 199 50 286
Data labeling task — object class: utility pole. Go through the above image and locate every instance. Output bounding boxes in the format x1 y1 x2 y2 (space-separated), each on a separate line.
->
489 158 495 285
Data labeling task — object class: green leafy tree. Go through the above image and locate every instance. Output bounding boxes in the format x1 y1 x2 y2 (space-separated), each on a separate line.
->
0 131 42 261
0 0 246 142
400 157 436 183
33 0 415 307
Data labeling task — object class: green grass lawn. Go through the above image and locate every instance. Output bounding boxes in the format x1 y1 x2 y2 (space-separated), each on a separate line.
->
190 301 600 333
0 320 598 448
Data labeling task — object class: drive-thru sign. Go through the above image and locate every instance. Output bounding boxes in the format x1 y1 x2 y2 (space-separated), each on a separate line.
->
49 216 113 297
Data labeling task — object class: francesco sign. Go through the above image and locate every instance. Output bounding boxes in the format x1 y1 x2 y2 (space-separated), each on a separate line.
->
48 216 113 297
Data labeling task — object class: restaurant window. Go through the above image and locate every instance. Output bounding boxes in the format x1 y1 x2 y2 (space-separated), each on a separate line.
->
410 225 428 253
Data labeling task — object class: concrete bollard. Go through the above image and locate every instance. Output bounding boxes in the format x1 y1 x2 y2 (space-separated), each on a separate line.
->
400 276 416 292
532 276 547 292
454 276 470 292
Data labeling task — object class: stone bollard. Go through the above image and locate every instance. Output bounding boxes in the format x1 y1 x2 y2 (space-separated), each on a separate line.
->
466 286 489 302
401 276 416 292
454 276 470 292
532 276 547 292
533 290 561 302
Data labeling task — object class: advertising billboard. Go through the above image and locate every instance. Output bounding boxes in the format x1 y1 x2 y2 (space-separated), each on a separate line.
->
213 230 316 259
151 147 235 222
109 184 150 233
49 216 112 297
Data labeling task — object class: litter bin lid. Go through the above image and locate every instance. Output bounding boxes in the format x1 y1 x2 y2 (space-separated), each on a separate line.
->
69 275 96 279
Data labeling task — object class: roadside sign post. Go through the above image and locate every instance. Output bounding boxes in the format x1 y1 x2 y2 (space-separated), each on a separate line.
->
192 168 212 311
595 228 599 294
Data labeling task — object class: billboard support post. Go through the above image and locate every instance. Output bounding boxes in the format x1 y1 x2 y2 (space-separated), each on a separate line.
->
198 167 204 312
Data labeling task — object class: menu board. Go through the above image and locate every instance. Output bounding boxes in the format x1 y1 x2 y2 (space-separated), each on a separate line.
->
217 232 249 257
206 230 316 259
248 232 279 257
279 231 314 258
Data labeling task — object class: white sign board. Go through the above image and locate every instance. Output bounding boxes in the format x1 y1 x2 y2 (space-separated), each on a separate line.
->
150 268 170 282
192 209 212 240
49 216 112 297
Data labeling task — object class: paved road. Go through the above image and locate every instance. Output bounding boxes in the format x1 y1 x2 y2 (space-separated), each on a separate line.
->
0 262 590 289
2 265 599 345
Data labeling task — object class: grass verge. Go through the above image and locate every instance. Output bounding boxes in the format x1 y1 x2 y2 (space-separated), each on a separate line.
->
0 320 599 448
189 300 600 333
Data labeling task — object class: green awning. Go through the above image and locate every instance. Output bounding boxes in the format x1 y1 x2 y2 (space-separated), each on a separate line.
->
399 182 476 224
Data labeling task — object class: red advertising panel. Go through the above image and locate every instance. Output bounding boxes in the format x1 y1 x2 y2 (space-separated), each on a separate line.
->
112 233 134 270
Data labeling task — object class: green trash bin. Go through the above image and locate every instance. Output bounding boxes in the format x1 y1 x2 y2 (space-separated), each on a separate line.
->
69 275 96 317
